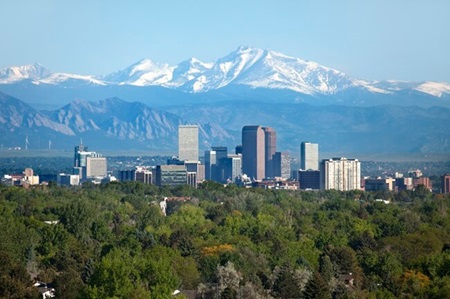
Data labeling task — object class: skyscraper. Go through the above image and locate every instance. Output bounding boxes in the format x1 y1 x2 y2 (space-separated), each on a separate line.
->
178 125 199 162
204 150 217 180
263 127 276 178
212 146 228 182
242 125 265 180
301 142 319 171
320 157 361 191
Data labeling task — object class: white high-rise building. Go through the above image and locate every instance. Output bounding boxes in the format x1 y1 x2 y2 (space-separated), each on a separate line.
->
301 142 319 171
178 125 199 162
86 157 107 178
321 157 361 191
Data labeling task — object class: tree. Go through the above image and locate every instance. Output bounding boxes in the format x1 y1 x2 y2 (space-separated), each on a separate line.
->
272 262 308 299
303 272 331 299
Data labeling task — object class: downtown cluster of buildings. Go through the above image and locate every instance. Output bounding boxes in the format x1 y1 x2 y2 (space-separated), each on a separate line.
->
116 125 367 191
2 124 450 194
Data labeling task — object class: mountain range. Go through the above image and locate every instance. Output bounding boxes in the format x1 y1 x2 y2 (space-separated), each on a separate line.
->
0 46 449 155
1 46 450 109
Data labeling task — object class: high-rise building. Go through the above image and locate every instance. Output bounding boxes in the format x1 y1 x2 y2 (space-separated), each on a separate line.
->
204 150 217 180
86 157 107 178
223 154 242 183
212 146 228 182
74 143 88 167
280 152 291 179
242 126 265 180
263 127 276 178
301 142 319 171
273 152 291 179
320 157 361 191
178 125 199 162
441 174 450 194
235 145 243 155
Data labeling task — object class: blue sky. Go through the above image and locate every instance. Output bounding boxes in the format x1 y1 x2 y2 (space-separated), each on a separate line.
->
1 0 449 82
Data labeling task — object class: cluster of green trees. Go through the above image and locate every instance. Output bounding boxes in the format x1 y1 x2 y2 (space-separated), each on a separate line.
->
0 181 449 298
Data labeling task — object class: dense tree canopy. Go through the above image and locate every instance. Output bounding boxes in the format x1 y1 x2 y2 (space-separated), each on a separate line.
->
0 181 449 298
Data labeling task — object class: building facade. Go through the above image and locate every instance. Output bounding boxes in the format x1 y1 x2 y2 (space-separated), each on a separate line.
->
242 125 265 180
155 165 187 187
263 127 277 178
321 157 361 191
442 174 450 194
204 150 217 180
299 170 321 190
301 142 319 171
178 125 199 162
86 157 107 178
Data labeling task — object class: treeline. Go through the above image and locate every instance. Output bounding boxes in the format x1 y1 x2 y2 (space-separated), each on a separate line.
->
0 182 449 298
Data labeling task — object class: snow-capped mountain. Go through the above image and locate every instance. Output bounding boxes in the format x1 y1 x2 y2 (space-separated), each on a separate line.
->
102 59 173 86
1 46 450 106
0 63 51 84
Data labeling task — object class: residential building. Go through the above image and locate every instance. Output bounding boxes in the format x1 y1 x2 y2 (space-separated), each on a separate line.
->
321 157 361 191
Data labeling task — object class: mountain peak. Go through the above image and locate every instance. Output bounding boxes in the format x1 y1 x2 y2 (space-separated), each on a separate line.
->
0 63 52 83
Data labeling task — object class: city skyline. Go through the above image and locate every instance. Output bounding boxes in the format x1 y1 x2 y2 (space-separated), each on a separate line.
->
1 1 450 82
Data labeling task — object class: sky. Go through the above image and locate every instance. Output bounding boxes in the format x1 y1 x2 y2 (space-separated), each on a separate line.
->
1 0 449 82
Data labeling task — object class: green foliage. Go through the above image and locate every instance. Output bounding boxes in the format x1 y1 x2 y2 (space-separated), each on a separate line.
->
0 183 449 298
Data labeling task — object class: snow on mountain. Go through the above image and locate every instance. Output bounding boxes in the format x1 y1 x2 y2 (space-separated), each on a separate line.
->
225 47 356 94
103 59 174 86
1 47 450 99
414 82 450 97
0 63 51 83
38 73 106 85
168 58 214 87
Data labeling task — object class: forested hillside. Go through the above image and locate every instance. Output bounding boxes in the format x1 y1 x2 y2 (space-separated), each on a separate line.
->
1 182 449 298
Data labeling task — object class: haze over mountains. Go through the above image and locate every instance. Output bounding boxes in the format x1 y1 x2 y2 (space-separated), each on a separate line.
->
1 46 449 154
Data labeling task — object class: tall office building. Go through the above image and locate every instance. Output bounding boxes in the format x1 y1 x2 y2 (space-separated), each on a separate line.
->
263 127 277 178
86 157 107 178
74 142 88 167
224 154 242 183
178 125 199 162
442 174 450 194
320 157 361 191
301 142 319 171
242 126 265 180
212 146 228 182
204 150 217 180
273 152 290 179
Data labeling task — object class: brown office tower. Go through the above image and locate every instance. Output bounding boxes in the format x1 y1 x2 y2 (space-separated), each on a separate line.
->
442 174 450 194
242 125 265 180
263 127 276 178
